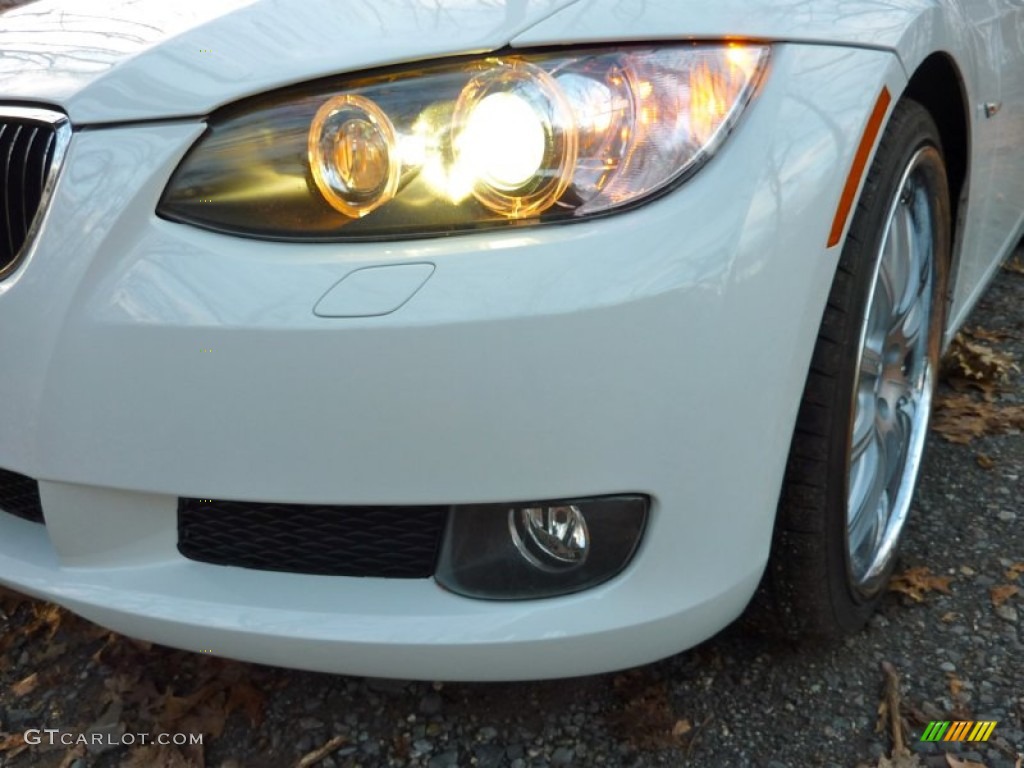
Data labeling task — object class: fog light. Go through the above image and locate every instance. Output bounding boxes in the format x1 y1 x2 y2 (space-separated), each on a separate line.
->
435 495 647 600
509 505 589 570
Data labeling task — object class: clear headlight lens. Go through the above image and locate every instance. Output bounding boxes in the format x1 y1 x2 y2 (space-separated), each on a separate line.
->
158 44 768 240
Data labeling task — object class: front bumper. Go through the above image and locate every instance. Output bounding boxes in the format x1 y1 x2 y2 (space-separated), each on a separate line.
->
0 44 903 679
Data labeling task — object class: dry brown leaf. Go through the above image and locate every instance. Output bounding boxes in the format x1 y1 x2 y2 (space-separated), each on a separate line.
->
40 641 68 663
947 673 964 698
119 745 199 768
11 671 39 698
294 735 347 768
91 632 119 666
0 587 31 617
931 393 1024 444
179 694 228 740
610 669 679 748
57 745 87 768
672 719 692 738
225 681 265 727
943 332 1020 384
1005 562 1024 582
161 686 216 727
940 611 959 623
945 755 988 768
889 567 953 602
22 602 65 641
1002 254 1024 274
0 733 27 756
990 584 1021 607
968 326 1016 344
975 453 996 469
876 756 924 768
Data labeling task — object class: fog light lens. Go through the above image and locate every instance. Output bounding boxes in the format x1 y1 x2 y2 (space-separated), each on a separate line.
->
509 505 589 570
435 495 647 600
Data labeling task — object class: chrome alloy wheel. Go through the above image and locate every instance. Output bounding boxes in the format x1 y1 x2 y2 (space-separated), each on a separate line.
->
845 147 941 594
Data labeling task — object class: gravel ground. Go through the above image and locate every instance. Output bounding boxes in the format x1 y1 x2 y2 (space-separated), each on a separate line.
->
0 246 1020 768
0 3 1020 766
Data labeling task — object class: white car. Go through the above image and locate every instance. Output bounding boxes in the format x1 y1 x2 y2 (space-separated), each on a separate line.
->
0 0 1021 681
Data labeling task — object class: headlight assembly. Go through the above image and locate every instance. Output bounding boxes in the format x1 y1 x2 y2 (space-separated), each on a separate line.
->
158 44 769 240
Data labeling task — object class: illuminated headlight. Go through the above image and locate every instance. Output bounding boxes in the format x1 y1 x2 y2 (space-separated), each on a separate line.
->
159 44 769 240
435 496 648 600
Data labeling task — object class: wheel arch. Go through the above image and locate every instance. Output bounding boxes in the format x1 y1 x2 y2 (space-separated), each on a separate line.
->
900 52 971 323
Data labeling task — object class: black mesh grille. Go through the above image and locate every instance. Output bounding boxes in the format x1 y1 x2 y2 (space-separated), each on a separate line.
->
178 498 448 578
0 468 44 524
0 117 57 274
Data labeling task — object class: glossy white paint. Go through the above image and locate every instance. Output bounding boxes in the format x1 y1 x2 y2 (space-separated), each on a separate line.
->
0 0 1021 679
516 0 1024 343
0 0 583 123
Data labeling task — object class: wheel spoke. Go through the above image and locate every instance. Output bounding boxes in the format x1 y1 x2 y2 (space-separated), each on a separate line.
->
848 429 888 559
859 344 884 380
879 204 912 319
849 426 883 524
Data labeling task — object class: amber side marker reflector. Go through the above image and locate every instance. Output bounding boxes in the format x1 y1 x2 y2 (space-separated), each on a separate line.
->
827 86 892 248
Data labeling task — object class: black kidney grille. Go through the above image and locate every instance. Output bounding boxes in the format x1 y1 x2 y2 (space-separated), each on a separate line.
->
178 498 449 578
0 118 57 274
0 467 44 524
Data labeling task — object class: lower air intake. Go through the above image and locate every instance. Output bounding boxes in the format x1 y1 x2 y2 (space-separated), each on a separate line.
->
178 498 448 578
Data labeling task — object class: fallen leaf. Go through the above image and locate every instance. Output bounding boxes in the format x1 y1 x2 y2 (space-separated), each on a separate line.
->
991 584 1021 607
39 641 68 662
940 611 959 623
975 453 996 469
225 681 265 728
931 394 1024 444
179 694 228 740
119 745 199 768
947 673 964 698
672 719 692 738
57 745 86 768
1005 562 1024 582
11 672 39 698
889 567 953 602
294 735 347 768
1002 254 1024 274
946 754 988 768
610 669 680 748
876 756 923 768
0 733 27 759
20 603 65 641
161 682 221 727
942 331 1020 385
968 326 1017 344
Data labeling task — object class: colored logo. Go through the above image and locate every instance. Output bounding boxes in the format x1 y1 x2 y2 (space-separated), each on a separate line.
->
920 721 997 742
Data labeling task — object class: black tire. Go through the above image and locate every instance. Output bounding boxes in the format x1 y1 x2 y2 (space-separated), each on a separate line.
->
764 98 951 635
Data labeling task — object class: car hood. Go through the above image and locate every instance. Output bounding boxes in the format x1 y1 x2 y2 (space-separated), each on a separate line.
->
0 0 585 124
0 0 927 125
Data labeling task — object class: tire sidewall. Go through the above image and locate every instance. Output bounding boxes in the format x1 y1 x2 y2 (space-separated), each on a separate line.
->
825 101 951 628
